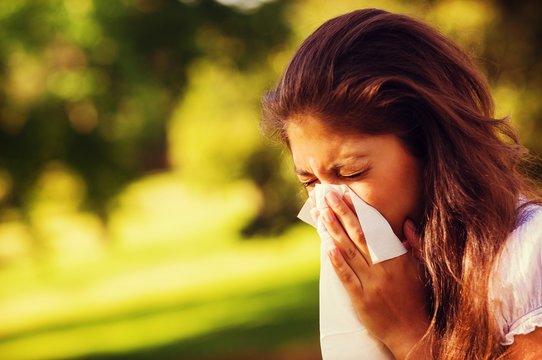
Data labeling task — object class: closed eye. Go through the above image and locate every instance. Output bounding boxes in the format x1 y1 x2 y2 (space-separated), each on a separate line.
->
342 172 363 179
301 179 317 188
338 165 371 180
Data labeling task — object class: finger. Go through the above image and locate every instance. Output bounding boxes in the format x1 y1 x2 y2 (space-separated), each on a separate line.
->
328 245 364 296
403 218 422 257
343 191 356 213
310 208 320 225
325 192 371 265
321 207 370 269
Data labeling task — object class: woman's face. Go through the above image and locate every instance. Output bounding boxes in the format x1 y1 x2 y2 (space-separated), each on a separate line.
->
286 114 424 240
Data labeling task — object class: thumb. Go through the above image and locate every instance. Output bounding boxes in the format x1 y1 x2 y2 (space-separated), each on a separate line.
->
403 218 422 254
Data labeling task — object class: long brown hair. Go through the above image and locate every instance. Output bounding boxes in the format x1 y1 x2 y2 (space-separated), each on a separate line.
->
262 9 541 360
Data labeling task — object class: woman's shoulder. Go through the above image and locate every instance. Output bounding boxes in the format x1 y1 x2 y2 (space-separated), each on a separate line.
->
514 202 542 234
496 202 542 285
490 202 542 345
504 202 542 252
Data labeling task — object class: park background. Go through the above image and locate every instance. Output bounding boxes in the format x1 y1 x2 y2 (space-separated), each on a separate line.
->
0 0 541 359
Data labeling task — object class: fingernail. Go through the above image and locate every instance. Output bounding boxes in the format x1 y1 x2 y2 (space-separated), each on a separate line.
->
326 192 340 206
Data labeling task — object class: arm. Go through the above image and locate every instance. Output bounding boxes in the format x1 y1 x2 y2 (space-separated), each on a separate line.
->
506 327 542 360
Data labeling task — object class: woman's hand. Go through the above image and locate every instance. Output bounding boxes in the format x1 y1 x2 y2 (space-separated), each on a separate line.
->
318 191 430 360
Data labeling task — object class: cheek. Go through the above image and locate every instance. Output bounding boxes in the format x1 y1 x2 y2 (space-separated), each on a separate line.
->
349 167 421 239
349 182 404 235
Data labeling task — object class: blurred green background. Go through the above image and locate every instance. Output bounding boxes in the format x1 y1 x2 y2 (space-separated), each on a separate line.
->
0 0 541 359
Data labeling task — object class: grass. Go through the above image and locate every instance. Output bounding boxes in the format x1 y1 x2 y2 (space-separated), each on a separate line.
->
0 222 321 359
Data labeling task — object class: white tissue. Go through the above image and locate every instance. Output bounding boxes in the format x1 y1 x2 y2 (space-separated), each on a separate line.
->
297 184 407 360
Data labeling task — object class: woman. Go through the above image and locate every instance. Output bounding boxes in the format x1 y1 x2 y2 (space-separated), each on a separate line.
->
261 8 542 360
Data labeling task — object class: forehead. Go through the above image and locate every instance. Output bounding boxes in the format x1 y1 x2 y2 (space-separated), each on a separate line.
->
286 115 370 168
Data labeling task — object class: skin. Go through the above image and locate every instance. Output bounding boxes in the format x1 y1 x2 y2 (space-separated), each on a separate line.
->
286 114 542 358
287 115 424 239
286 114 429 359
508 329 542 359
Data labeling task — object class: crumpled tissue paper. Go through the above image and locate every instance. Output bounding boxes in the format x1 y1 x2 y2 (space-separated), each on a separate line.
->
297 184 407 360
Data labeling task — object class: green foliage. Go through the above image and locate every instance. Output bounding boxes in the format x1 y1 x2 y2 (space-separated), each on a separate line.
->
0 0 292 215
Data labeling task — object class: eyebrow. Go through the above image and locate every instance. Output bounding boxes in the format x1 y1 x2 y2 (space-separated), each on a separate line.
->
294 154 368 176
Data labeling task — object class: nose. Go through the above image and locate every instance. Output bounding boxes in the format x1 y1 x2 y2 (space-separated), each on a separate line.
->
318 178 343 186
310 170 338 187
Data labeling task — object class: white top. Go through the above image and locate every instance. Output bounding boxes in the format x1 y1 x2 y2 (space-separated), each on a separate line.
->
490 203 542 345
